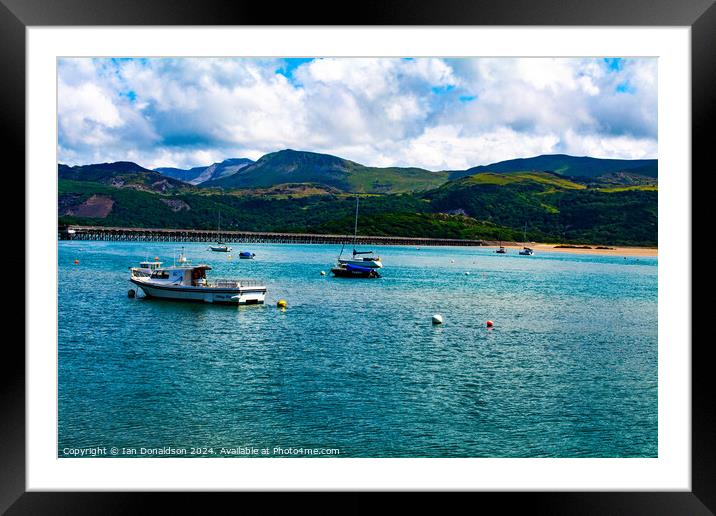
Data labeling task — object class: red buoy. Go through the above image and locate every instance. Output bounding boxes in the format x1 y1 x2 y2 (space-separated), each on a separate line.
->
74 259 79 265
486 320 494 328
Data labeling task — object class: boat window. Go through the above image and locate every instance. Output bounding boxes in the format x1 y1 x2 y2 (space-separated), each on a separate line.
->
150 271 169 279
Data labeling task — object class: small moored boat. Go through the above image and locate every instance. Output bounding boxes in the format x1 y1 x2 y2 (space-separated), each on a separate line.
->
239 251 256 259
209 212 232 252
209 243 232 252
334 197 383 272
518 223 535 256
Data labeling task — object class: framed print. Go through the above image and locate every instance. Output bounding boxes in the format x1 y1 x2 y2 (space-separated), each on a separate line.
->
3 0 713 513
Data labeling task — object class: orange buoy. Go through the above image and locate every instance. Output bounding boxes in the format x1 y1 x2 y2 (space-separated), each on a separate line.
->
74 259 79 265
154 256 159 261
486 320 494 328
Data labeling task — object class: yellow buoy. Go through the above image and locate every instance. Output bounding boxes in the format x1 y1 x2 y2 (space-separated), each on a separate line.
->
277 299 287 309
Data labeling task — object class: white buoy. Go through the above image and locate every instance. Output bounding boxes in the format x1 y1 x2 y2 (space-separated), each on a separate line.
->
320 271 326 276
450 259 455 263
432 314 443 325
464 271 470 275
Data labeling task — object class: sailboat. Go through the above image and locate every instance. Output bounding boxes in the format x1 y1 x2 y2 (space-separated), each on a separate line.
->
496 234 507 254
332 197 382 278
209 212 232 252
519 223 534 256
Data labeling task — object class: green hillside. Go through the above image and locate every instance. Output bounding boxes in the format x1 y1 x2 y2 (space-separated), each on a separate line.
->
59 162 190 193
59 166 657 246
449 154 658 180
58 152 659 246
425 171 657 245
201 149 448 194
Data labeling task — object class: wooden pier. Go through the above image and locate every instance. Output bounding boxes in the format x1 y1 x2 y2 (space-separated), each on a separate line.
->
58 225 486 247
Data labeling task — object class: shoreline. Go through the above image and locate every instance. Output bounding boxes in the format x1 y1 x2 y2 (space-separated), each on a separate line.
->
485 243 657 257
59 225 656 256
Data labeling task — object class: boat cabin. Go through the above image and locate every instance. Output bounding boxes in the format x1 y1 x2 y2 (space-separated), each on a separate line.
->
149 265 212 286
139 260 163 271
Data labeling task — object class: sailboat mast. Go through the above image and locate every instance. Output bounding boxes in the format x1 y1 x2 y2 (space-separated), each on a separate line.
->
353 197 359 249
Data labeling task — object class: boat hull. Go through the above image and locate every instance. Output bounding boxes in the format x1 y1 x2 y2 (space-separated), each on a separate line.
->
209 247 232 252
331 266 380 278
130 279 265 304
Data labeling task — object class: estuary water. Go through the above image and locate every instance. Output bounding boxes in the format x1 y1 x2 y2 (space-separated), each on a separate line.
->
58 242 657 458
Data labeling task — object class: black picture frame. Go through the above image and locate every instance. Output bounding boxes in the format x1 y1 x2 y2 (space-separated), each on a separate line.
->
3 0 711 513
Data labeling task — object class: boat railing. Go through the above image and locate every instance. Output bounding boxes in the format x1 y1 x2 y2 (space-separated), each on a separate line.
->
212 279 265 288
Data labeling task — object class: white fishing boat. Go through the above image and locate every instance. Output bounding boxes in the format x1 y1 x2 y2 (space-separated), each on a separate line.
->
129 258 164 278
336 197 383 270
129 250 266 304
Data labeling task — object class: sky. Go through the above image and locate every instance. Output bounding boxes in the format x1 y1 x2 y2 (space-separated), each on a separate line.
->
57 57 657 171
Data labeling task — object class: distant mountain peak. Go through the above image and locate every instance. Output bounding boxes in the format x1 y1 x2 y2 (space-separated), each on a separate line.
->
154 157 254 185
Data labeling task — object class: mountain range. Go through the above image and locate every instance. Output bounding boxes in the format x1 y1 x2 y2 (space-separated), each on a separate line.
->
59 149 657 193
57 150 658 246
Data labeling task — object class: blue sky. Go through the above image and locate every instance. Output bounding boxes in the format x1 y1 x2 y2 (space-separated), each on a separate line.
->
58 57 657 170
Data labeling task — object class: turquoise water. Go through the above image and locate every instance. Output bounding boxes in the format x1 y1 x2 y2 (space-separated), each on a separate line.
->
58 242 657 458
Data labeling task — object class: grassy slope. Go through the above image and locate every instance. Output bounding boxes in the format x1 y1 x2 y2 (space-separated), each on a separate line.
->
59 168 658 245
202 150 448 194
58 180 522 240
450 154 658 180
343 163 449 193
425 171 657 245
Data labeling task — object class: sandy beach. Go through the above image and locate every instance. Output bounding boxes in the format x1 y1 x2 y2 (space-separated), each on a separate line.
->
485 243 657 257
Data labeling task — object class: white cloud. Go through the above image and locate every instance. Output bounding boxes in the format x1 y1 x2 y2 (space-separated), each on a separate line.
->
57 57 657 171
395 125 561 171
561 130 657 159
